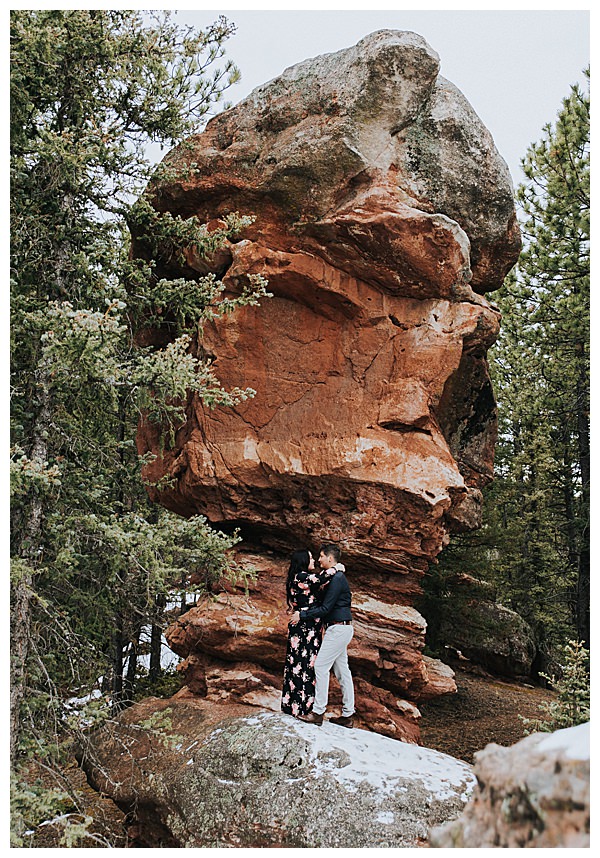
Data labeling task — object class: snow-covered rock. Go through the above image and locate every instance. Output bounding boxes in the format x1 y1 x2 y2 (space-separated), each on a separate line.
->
429 722 590 848
81 696 475 847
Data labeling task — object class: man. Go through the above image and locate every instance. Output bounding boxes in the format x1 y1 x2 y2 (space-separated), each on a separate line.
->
289 543 355 728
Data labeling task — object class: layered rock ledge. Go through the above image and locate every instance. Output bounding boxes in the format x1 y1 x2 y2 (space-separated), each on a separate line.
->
166 548 453 742
134 30 521 736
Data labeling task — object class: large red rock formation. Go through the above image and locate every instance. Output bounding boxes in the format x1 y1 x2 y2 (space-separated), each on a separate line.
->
135 30 520 737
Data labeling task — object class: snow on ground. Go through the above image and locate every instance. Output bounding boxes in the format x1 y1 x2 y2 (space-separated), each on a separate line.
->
129 624 181 672
166 590 204 612
537 722 589 760
247 712 476 802
64 625 181 721
63 688 103 711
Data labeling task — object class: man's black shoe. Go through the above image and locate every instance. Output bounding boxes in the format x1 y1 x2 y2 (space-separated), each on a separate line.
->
297 711 324 726
329 714 354 728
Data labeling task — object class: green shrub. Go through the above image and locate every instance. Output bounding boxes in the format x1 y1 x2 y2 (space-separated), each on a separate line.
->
521 640 590 733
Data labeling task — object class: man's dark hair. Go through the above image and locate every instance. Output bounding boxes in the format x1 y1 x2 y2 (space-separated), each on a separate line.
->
320 542 341 563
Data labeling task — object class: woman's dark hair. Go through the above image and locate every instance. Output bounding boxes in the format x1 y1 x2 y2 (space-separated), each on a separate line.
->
286 549 311 609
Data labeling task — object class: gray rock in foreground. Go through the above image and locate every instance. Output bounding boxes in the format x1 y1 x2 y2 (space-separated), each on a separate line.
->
429 722 590 848
81 697 474 847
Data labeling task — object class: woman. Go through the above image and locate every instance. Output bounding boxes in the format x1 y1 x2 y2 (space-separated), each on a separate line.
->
281 548 336 718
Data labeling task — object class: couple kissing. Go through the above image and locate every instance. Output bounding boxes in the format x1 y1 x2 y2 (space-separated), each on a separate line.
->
281 543 355 728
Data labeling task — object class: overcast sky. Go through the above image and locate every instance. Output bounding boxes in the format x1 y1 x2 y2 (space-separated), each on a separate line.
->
168 5 589 187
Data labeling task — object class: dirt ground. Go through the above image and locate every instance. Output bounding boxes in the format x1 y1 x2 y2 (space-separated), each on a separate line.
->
419 660 555 763
21 663 556 846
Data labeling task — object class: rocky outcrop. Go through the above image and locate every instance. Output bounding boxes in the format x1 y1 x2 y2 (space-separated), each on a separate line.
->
436 573 537 677
81 696 476 848
429 722 590 847
132 31 521 736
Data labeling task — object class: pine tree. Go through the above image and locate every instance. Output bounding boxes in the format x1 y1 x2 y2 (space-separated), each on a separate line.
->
492 73 590 649
10 11 268 834
521 640 590 733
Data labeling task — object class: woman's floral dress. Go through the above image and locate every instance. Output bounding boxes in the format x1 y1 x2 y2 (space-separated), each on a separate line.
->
281 568 336 717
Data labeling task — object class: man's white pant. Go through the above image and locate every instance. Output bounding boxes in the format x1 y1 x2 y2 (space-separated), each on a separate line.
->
313 624 355 717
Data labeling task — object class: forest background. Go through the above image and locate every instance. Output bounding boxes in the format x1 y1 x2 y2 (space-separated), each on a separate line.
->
8 7 589 847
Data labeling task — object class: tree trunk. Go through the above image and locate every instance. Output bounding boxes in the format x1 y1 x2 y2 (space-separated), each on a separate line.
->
123 628 139 703
10 368 52 766
111 395 131 709
576 361 590 648
11 572 34 766
111 615 125 710
149 623 162 684
179 568 189 616
576 545 590 649
560 428 580 628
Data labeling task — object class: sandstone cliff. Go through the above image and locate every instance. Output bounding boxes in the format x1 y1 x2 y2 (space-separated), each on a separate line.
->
134 31 521 735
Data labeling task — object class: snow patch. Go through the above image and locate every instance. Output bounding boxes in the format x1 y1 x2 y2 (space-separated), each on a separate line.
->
251 713 475 802
376 811 395 824
125 625 181 672
38 813 75 828
536 722 589 761
64 688 103 710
